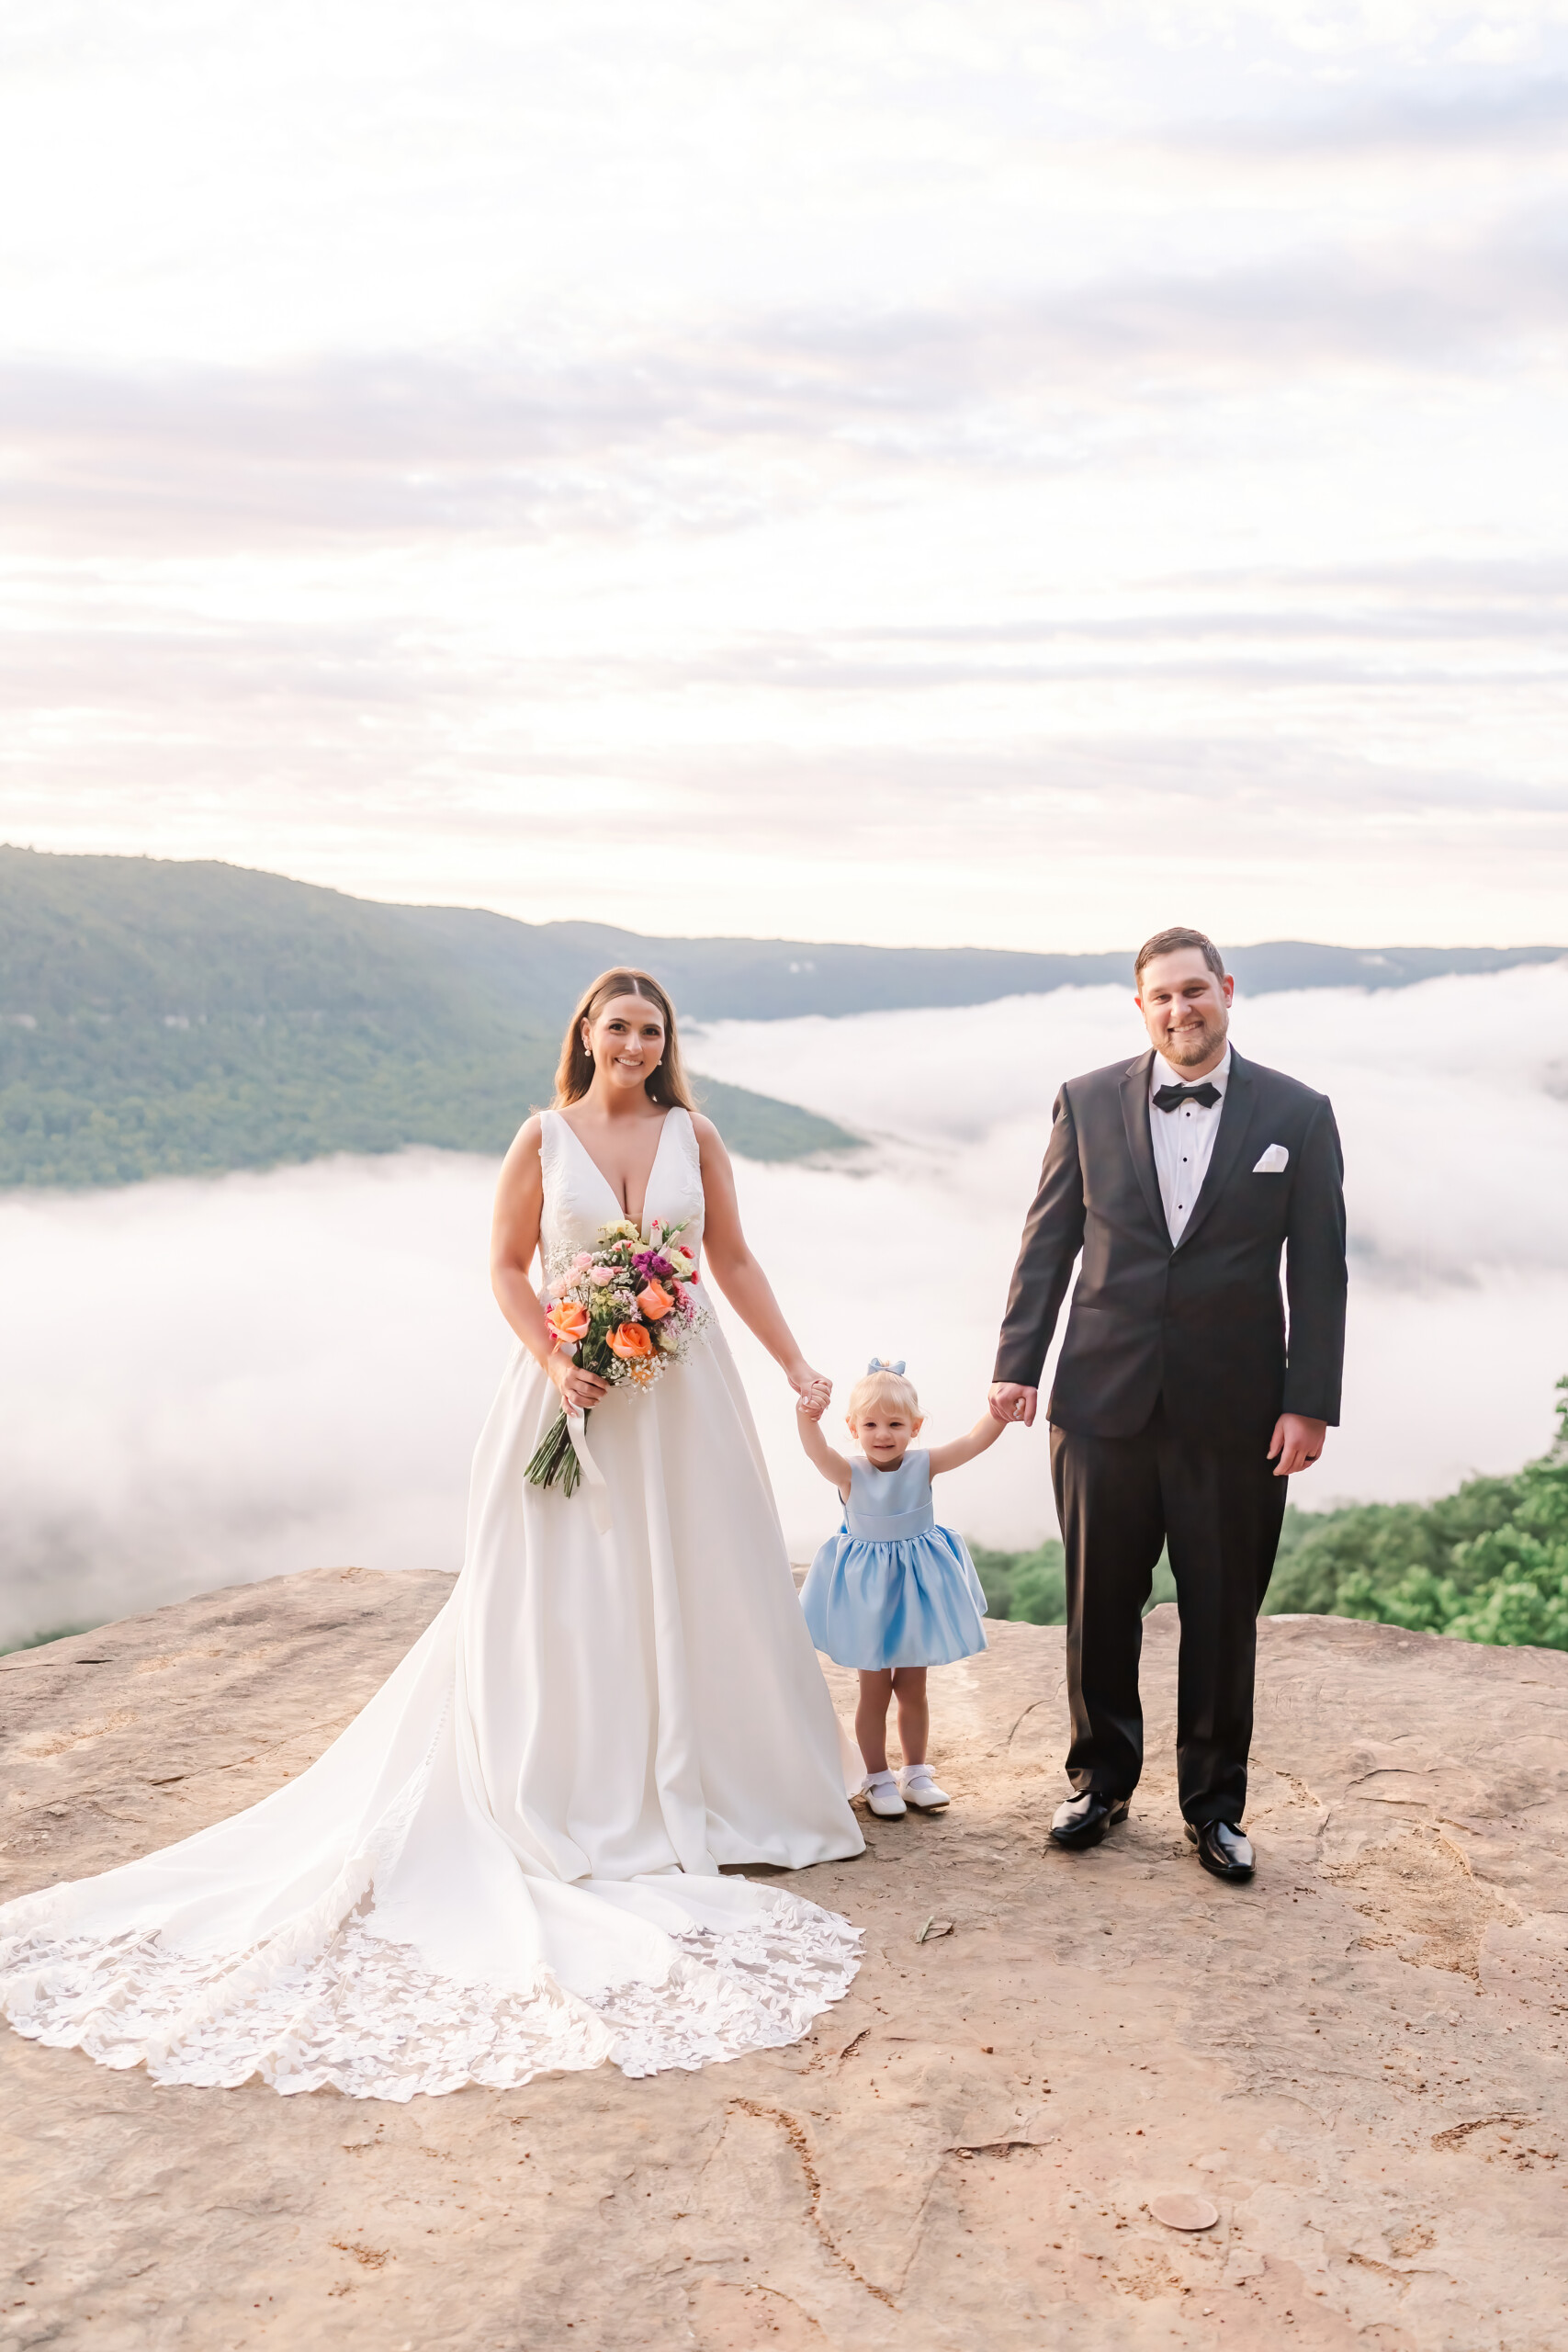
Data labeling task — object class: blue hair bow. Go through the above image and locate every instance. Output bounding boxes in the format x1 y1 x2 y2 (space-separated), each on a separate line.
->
866 1357 907 1375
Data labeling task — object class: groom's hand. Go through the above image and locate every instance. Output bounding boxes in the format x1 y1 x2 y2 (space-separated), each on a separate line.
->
1269 1414 1327 1476
988 1382 1039 1428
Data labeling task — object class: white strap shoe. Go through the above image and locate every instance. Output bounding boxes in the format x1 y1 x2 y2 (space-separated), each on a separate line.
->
863 1770 907 1818
897 1764 950 1810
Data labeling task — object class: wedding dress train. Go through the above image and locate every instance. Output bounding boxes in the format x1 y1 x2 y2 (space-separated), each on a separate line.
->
0 1108 865 2098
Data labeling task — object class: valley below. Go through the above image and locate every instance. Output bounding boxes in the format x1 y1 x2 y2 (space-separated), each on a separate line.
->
5 967 1567 1649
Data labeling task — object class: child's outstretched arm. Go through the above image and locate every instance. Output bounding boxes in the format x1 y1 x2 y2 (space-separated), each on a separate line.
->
796 1393 854 1498
927 1411 1010 1478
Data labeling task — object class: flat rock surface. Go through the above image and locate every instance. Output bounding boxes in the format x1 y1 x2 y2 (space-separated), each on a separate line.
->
4 1569 1567 2351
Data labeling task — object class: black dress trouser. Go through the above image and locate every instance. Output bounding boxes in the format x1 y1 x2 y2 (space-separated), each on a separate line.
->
1049 1398 1288 1827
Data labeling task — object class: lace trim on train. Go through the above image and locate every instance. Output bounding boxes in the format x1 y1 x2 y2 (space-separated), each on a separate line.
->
0 1893 861 2101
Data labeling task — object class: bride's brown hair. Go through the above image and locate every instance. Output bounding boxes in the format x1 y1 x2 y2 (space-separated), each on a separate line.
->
553 968 698 1113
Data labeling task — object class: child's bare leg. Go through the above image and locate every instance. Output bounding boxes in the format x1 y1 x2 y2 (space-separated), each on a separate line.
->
892 1667 930 1768
855 1669 895 1774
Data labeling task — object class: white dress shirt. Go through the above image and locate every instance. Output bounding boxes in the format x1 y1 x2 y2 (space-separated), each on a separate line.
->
1148 1044 1231 1246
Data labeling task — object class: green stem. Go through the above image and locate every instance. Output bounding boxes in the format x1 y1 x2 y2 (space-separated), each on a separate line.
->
525 1407 586 1498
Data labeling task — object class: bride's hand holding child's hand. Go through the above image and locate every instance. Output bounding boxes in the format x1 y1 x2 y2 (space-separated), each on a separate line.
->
787 1364 831 1418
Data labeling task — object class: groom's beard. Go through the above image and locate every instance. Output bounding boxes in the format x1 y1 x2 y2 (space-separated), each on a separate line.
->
1161 1013 1227 1069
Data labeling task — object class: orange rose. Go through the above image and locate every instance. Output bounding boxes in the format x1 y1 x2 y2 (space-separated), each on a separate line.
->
607 1321 654 1360
636 1280 674 1320
547 1299 590 1345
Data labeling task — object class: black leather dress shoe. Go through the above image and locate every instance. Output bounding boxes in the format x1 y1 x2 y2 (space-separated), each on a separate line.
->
1049 1792 1131 1849
1186 1820 1255 1882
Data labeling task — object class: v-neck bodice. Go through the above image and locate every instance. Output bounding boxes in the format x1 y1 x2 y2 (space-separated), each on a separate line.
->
553 1109 673 1229
539 1107 705 1275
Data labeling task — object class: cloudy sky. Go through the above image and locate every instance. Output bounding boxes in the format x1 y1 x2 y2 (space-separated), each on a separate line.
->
3 0 1566 949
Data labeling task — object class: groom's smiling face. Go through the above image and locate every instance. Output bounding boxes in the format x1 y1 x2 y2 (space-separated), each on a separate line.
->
1136 949 1234 1075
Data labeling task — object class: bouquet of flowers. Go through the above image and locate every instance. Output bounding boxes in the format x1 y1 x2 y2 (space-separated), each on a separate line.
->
526 1216 709 1498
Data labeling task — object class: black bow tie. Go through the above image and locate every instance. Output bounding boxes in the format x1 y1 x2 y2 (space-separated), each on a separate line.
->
1153 1081 1221 1113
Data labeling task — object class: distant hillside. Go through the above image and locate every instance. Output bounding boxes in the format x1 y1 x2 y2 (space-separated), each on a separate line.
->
2 847 1561 1189
0 852 855 1187
398 912 1565 1023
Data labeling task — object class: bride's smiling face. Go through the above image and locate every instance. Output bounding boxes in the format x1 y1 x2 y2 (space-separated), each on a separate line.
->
583 993 667 1093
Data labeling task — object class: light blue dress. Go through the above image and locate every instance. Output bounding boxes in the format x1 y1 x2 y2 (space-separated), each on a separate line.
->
800 1451 989 1670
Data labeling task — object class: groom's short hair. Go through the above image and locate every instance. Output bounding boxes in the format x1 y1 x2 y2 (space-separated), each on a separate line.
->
1134 927 1226 987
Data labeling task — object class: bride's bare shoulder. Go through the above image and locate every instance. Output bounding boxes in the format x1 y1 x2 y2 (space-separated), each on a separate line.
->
688 1112 730 1169
499 1112 547 1177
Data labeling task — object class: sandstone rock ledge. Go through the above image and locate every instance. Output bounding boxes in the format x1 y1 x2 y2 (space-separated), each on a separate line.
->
3 1569 1566 2352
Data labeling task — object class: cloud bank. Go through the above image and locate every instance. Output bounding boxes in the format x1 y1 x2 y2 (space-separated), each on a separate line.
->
4 967 1565 1647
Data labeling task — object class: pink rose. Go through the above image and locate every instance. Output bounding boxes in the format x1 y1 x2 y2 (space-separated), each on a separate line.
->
588 1264 616 1287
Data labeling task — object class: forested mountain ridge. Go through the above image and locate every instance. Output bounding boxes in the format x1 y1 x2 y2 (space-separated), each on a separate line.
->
3 846 1562 1188
377 907 1567 1020
0 851 855 1185
6 847 1560 1025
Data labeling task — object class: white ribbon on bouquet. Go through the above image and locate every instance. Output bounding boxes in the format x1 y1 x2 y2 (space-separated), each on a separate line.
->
564 1402 613 1536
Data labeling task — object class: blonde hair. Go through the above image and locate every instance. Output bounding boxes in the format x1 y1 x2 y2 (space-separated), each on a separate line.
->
554 968 698 1113
846 1366 921 1424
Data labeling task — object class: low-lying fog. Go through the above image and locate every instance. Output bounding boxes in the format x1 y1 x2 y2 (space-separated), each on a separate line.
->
5 967 1567 1647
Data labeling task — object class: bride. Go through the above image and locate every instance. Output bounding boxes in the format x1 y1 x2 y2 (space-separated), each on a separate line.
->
0 968 865 2098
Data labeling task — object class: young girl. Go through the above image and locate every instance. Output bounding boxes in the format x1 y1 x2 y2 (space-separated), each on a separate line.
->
797 1360 1005 1818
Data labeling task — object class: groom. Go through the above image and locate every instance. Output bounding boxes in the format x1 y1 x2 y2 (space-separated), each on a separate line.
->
988 927 1347 1883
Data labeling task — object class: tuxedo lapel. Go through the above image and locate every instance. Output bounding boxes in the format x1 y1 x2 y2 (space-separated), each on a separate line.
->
1118 1052 1170 1246
1175 1050 1257 1251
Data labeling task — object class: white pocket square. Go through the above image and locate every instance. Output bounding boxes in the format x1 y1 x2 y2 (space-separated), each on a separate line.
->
1253 1144 1289 1173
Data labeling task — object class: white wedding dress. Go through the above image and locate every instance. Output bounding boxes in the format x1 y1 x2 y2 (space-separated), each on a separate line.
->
0 1108 865 2098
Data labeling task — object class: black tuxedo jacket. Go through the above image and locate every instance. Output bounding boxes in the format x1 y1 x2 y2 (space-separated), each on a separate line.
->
994 1047 1347 1448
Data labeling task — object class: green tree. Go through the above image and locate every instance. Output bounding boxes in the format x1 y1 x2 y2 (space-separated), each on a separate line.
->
972 1376 1568 1653
970 1539 1067 1625
1270 1376 1568 1649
